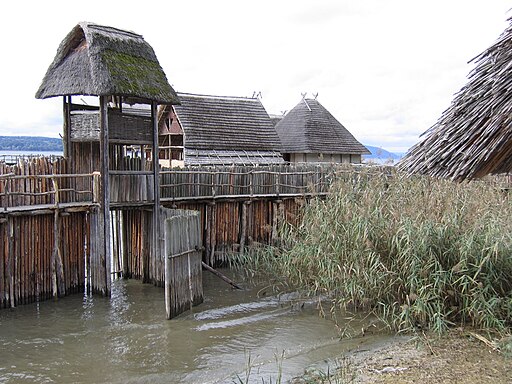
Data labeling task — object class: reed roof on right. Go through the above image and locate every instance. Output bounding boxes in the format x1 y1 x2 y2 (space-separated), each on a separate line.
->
398 16 512 182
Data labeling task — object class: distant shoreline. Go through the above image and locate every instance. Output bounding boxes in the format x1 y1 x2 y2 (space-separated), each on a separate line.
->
0 150 63 157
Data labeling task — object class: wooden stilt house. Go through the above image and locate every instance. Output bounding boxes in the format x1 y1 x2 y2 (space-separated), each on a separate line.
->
158 93 284 166
274 98 369 164
399 17 512 181
35 22 179 295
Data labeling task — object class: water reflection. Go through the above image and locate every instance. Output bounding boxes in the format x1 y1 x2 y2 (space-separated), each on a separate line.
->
0 270 388 383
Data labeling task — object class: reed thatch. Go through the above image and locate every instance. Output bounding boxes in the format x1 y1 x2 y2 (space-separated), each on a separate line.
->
398 18 512 181
159 93 284 165
275 98 370 156
36 22 179 104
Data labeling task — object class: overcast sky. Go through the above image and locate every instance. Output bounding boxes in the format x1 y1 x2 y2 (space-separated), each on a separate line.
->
1 1 510 153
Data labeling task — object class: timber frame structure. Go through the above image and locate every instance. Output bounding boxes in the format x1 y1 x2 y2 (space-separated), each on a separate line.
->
35 22 179 297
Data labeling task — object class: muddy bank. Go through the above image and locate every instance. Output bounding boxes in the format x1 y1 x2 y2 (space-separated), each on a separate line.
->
295 330 512 383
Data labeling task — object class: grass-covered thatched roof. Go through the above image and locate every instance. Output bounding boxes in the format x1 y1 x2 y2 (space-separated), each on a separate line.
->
275 98 370 155
36 22 179 105
399 18 512 181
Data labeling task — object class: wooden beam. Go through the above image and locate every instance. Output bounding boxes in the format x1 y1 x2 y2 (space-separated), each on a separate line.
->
151 101 160 285
201 261 241 290
62 96 72 160
99 95 112 296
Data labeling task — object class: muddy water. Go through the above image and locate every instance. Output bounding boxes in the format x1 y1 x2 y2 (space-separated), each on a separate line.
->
0 270 390 383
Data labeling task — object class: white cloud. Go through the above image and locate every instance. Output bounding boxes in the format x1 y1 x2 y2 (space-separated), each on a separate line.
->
0 0 510 153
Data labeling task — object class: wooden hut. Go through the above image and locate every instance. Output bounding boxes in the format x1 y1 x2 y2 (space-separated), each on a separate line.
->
274 98 370 163
398 18 512 181
158 93 284 166
35 22 179 294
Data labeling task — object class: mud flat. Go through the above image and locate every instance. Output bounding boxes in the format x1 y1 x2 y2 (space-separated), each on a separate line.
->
294 329 512 383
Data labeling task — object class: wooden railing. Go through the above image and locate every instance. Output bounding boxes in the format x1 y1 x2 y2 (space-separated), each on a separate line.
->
159 164 361 202
1 157 397 210
0 173 97 212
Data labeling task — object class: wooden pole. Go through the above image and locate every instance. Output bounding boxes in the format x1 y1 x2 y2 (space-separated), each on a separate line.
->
99 95 111 296
151 101 160 285
209 202 216 265
7 217 14 308
62 96 70 159
51 178 65 298
201 261 241 290
239 201 249 253
164 216 173 319
122 210 129 279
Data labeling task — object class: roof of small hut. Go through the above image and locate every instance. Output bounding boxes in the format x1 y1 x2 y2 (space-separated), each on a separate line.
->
35 22 179 105
161 93 282 152
274 98 370 155
398 17 512 181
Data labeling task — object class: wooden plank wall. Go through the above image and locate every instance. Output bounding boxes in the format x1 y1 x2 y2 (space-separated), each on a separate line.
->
164 209 203 319
166 197 305 266
117 208 152 283
0 157 94 308
0 212 88 309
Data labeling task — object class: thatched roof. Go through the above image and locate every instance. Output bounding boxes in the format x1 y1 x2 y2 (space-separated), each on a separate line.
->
275 99 370 155
159 93 283 165
398 18 512 181
36 22 179 104
171 93 282 151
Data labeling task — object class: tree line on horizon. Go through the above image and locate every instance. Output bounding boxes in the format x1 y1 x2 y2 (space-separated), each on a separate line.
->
0 136 63 151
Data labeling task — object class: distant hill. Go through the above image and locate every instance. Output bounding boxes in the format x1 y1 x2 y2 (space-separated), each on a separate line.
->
0 136 404 164
363 145 402 164
0 136 63 151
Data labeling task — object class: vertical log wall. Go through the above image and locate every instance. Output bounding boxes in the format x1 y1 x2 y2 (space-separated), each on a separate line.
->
0 157 96 308
0 211 89 309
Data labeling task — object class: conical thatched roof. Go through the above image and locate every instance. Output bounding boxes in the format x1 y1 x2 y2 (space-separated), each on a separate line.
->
398 18 512 181
36 22 179 104
275 99 369 155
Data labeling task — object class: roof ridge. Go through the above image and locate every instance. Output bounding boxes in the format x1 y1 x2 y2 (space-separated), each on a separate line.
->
302 98 312 111
177 92 259 101
84 22 143 39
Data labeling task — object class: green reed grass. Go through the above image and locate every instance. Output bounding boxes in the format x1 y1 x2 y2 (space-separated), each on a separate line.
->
235 171 512 334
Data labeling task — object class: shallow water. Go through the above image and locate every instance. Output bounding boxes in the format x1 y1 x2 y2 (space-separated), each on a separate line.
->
0 270 389 383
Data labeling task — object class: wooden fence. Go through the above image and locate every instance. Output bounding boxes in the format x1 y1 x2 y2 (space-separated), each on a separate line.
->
159 163 358 201
0 158 96 210
164 209 203 319
0 158 105 308
0 157 393 311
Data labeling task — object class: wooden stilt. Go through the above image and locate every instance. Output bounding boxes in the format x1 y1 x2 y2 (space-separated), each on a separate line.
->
239 201 249 253
7 217 14 308
99 96 111 296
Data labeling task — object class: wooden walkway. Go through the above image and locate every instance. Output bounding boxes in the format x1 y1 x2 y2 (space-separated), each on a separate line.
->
0 158 379 311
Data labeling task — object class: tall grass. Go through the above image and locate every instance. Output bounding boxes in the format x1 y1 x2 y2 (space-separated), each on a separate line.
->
238 171 512 334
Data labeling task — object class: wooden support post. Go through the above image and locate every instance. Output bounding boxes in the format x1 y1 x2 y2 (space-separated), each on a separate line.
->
151 101 160 285
51 178 65 298
51 209 66 298
205 204 211 263
122 210 129 279
62 96 70 159
239 201 249 253
271 201 279 245
7 217 14 308
164 216 171 319
209 202 217 266
99 95 111 296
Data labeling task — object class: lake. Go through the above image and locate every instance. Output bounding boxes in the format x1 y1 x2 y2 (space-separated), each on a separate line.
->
0 270 390 383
